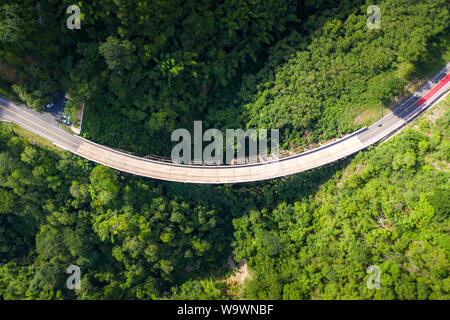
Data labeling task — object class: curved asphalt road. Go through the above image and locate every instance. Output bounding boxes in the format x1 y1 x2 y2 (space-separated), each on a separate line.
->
0 63 449 183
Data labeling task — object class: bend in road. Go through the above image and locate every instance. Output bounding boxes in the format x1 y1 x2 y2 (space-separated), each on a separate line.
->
0 62 449 183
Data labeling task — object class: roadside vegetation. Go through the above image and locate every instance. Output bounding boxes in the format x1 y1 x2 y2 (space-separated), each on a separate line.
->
0 123 60 151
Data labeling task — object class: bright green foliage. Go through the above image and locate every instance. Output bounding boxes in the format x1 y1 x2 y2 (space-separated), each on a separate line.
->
172 278 228 300
233 99 450 300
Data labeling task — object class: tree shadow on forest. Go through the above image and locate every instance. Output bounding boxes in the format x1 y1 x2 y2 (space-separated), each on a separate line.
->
201 0 368 133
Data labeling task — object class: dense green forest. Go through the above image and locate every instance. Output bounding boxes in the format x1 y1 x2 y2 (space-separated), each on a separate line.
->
236 98 450 299
0 0 448 154
0 0 449 300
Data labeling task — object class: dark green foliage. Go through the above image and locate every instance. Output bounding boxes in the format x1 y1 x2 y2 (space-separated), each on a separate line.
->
2 0 447 154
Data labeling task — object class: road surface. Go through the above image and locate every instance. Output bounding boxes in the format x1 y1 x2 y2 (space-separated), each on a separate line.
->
0 63 449 183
